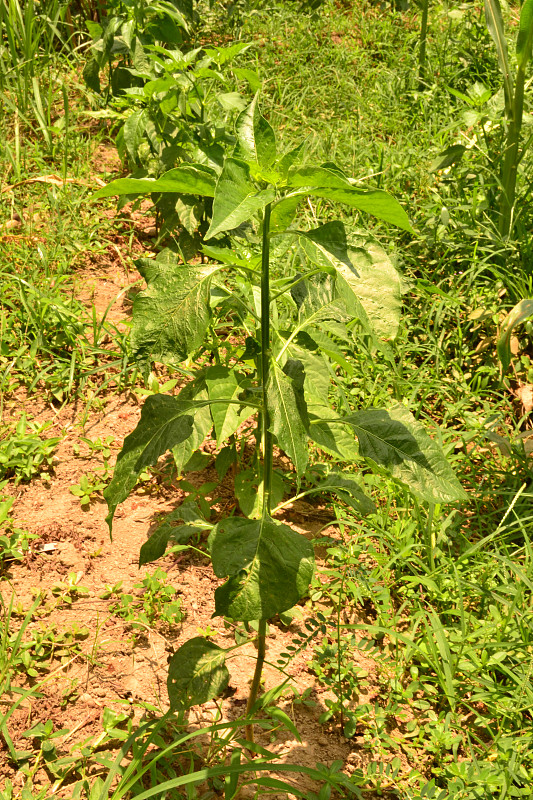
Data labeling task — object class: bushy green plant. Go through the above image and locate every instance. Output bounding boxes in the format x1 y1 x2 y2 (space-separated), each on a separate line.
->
96 95 465 744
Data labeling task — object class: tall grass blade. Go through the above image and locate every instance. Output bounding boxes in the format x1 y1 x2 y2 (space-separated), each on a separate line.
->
484 0 513 114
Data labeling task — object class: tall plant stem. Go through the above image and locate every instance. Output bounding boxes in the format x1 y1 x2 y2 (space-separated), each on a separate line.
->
499 67 526 238
246 203 272 747
245 618 267 744
260 203 273 517
418 0 430 90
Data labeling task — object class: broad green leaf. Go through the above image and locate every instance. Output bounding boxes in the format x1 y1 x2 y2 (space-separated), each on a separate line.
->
139 502 207 566
83 58 100 93
309 471 375 515
92 164 217 199
344 405 467 503
429 144 467 173
123 109 147 166
297 221 354 274
517 0 533 68
288 165 355 191
235 94 277 169
343 240 401 340
297 223 400 340
172 385 212 475
484 0 513 111
270 194 302 234
277 273 348 364
205 158 275 239
307 401 360 461
104 395 194 530
232 67 262 92
208 516 314 620
287 167 412 231
132 251 221 363
497 299 533 373
307 328 353 374
167 637 229 710
234 467 286 519
266 360 309 476
276 143 305 178
205 366 254 445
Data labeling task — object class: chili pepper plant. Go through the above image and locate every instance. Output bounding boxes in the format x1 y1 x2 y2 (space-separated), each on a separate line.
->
96 95 466 740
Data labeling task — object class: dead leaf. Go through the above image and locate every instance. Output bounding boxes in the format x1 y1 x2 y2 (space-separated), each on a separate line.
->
515 383 533 414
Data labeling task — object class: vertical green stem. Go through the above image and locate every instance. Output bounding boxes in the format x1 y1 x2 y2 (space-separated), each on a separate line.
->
246 203 272 747
245 618 267 744
418 0 429 90
499 66 526 238
260 203 273 517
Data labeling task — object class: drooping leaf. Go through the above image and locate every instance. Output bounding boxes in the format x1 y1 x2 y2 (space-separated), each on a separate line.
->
92 164 217 199
83 58 100 93
208 516 314 620
484 0 513 112
234 467 286 519
167 637 229 710
270 194 302 234
139 501 208 566
172 384 212 475
344 405 467 503
343 240 401 340
297 223 400 340
307 402 360 461
205 366 254 445
104 395 195 530
132 251 221 364
297 221 354 274
123 109 148 166
429 144 467 173
205 158 275 239
517 0 533 69
235 94 277 169
266 359 309 476
497 298 533 373
309 471 375 515
287 167 412 231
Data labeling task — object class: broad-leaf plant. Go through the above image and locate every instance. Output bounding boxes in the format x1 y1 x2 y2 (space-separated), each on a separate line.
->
95 95 466 739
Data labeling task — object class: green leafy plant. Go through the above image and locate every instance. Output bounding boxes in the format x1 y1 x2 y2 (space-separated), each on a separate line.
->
0 415 60 483
96 95 465 747
0 497 35 569
107 567 184 631
70 471 108 508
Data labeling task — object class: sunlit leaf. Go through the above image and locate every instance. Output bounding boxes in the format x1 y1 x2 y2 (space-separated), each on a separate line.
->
167 638 229 710
344 405 466 503
205 158 275 239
